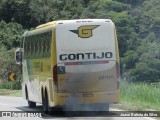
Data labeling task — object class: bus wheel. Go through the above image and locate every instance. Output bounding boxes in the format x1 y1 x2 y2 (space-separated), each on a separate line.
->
97 103 109 111
28 101 36 108
43 90 49 114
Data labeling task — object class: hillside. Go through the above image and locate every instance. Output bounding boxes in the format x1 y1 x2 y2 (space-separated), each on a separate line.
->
0 0 160 83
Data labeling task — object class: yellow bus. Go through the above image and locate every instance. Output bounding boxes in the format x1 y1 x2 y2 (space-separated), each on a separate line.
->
15 19 120 113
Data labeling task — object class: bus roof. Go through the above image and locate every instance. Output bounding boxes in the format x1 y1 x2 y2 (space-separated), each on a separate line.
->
36 19 112 29
23 19 113 37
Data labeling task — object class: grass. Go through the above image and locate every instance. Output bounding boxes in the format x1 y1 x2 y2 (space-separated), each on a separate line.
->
113 80 160 111
0 80 21 90
0 89 22 97
0 80 22 97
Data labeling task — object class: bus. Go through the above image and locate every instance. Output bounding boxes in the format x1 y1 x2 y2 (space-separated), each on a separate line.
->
15 19 120 113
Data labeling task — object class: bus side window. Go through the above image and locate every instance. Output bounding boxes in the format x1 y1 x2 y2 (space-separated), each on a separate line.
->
47 32 52 57
41 34 45 57
32 36 36 58
24 38 29 58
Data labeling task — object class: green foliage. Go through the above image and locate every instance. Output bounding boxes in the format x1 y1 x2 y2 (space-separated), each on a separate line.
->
0 48 22 89
0 0 87 28
121 80 160 110
0 21 23 87
0 20 24 49
121 50 138 69
0 0 32 28
0 80 21 90
120 0 160 83
0 89 21 96
0 0 160 83
129 41 160 83
81 0 135 56
115 0 145 7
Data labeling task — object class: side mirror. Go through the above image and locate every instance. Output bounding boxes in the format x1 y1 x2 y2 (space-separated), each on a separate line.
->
15 48 23 65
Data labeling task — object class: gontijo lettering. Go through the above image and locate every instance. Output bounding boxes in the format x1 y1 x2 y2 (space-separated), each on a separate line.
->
59 52 113 61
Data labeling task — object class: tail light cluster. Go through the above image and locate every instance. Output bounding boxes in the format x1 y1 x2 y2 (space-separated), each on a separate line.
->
53 65 58 91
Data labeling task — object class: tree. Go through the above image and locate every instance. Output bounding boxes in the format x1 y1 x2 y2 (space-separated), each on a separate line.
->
0 0 160 83
121 0 160 83
0 20 24 49
129 41 160 83
81 0 136 56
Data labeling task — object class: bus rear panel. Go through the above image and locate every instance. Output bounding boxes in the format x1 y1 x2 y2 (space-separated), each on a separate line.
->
53 19 120 107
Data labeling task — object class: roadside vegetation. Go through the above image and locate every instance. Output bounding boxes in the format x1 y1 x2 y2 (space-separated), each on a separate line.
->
0 89 21 97
113 81 160 111
0 79 21 97
0 80 21 90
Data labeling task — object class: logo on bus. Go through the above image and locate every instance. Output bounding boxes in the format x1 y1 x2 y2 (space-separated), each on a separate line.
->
70 25 99 38
59 52 112 61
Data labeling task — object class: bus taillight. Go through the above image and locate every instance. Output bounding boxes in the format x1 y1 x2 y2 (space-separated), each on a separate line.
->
53 65 58 91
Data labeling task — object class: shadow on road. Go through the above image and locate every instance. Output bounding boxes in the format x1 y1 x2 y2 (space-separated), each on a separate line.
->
15 105 118 119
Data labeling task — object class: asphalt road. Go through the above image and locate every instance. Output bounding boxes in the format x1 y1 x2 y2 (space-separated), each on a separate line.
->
0 96 158 120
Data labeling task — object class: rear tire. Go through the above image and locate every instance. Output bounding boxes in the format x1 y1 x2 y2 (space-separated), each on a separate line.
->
96 103 109 111
28 101 36 108
42 90 49 114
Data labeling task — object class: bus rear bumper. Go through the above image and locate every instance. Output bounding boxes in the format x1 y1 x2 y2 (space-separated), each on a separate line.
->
52 90 120 107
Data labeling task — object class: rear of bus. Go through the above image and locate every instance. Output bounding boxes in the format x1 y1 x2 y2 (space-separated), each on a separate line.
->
53 19 120 110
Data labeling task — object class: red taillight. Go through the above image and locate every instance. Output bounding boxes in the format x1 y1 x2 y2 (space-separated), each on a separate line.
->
53 65 57 80
53 65 58 91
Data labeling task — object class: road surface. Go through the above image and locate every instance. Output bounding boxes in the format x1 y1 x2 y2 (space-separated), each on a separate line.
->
0 96 158 120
